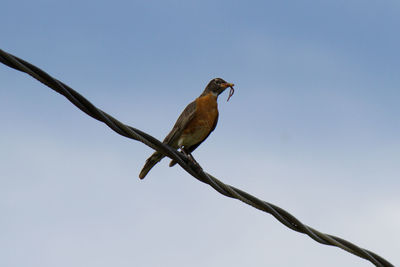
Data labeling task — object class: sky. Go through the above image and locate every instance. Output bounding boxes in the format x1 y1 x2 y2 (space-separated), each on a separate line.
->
1 0 399 266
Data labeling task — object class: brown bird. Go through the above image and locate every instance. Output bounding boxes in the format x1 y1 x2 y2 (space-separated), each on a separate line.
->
139 78 234 179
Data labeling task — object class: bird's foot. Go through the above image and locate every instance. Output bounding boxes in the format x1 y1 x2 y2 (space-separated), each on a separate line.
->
181 150 202 171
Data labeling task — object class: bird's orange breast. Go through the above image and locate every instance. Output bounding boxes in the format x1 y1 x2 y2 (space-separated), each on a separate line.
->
180 93 219 147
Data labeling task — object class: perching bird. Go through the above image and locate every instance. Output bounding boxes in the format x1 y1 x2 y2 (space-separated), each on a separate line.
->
139 78 234 179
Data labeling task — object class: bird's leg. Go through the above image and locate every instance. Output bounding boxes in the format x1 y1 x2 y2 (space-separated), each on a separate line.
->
180 147 194 162
178 148 189 163
181 147 201 170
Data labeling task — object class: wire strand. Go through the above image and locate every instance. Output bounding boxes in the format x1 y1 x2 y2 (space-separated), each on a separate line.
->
0 48 394 267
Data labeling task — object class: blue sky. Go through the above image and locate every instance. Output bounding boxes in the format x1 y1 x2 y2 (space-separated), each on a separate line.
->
1 1 399 266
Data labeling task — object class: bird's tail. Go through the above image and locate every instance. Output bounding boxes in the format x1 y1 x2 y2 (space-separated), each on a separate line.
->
169 159 177 167
139 152 165 179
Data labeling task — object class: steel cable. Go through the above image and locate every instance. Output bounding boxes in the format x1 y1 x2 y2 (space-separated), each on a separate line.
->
0 49 394 267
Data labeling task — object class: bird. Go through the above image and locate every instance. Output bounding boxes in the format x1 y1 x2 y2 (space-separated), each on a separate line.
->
138 78 234 179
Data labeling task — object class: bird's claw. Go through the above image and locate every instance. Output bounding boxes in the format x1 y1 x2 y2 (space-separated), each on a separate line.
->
180 150 202 170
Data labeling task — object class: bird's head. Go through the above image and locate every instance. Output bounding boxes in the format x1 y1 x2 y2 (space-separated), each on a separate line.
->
201 78 234 97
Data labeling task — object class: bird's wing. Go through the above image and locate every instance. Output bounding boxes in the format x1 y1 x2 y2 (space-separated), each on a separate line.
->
163 100 197 145
186 111 219 153
167 107 218 168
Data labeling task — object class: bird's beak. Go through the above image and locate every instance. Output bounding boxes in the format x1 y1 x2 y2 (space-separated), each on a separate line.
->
220 82 235 101
222 82 235 88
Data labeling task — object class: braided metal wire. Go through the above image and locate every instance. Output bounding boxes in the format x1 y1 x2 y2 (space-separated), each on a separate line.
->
0 48 394 267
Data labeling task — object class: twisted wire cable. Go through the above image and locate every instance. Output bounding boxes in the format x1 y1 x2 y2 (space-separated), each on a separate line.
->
0 49 393 267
